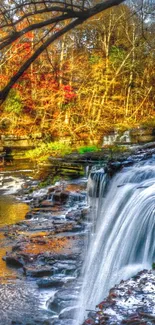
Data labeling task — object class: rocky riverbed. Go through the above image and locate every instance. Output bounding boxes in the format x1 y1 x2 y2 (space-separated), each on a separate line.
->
0 171 89 325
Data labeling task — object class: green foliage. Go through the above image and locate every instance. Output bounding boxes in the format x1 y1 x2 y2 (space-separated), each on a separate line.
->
4 89 23 115
77 145 99 154
26 141 73 161
38 179 52 188
109 46 126 64
89 54 100 64
34 175 61 189
141 119 155 128
26 142 100 162
0 118 11 130
152 263 155 270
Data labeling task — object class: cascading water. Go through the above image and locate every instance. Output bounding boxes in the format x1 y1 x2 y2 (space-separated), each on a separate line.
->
77 157 155 324
87 167 109 233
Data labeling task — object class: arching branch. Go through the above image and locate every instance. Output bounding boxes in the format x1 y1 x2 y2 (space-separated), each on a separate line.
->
0 14 75 50
0 0 125 103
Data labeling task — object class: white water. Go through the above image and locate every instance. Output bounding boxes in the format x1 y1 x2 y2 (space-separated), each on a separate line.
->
77 159 155 324
87 168 108 233
0 174 25 195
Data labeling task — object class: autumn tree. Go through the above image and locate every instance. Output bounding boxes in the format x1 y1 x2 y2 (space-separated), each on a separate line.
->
0 0 154 142
0 0 128 102
63 2 155 141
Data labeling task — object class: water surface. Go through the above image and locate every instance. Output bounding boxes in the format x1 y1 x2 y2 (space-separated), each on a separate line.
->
0 196 29 227
0 167 30 277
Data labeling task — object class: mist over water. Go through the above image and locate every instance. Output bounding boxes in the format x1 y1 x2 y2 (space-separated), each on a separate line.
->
77 159 155 324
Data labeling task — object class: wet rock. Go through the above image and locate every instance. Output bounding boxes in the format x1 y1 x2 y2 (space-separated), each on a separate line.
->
83 318 95 324
23 265 54 277
48 187 56 193
40 200 54 207
59 306 79 319
66 210 82 221
53 191 70 204
25 212 35 219
4 255 23 267
83 270 155 325
54 289 79 302
50 299 76 314
37 277 65 288
52 261 77 276
52 320 77 325
49 288 79 314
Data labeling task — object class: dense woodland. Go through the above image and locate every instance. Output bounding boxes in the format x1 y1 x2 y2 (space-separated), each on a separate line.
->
0 0 155 145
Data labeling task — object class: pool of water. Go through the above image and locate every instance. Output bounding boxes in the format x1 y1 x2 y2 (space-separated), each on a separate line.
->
0 196 29 227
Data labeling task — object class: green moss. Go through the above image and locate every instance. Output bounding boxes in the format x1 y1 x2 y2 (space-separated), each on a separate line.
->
77 145 99 154
105 144 128 159
38 175 61 188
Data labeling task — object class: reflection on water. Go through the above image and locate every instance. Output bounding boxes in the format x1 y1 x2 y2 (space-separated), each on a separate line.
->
0 196 29 277
0 196 29 227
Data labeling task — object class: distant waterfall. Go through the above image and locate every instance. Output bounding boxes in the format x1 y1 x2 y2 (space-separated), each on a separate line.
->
77 158 155 324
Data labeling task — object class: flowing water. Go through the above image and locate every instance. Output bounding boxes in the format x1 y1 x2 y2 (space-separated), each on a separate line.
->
1 155 155 324
77 157 155 324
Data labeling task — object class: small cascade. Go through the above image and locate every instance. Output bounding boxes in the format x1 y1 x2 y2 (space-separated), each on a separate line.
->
0 174 25 195
77 158 155 324
87 167 108 198
87 167 109 233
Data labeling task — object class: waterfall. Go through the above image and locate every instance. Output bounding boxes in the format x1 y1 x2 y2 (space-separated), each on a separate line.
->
77 158 155 324
87 167 109 233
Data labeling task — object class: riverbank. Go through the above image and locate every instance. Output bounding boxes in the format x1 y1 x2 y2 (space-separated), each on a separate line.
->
0 169 89 325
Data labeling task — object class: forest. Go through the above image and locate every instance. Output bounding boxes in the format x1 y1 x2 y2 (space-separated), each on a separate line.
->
0 0 155 146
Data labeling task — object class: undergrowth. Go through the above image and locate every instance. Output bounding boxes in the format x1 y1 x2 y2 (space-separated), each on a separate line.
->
26 142 100 162
25 141 73 161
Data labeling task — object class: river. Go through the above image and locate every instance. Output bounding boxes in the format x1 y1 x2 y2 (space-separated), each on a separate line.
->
1 151 155 325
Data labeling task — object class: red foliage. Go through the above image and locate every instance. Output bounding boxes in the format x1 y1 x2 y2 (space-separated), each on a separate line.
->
63 84 77 102
83 319 94 324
